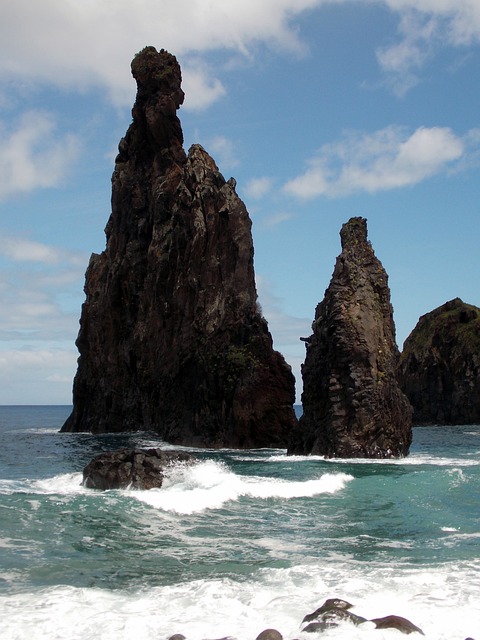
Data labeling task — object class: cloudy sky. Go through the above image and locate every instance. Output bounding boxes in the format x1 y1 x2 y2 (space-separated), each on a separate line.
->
0 0 479 404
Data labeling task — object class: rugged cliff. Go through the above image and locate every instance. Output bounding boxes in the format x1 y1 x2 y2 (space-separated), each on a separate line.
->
398 298 480 424
289 217 412 457
61 47 296 447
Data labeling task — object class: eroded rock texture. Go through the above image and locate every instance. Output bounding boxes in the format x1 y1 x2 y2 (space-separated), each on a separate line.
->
399 298 480 424
61 47 296 447
289 217 412 457
82 448 194 490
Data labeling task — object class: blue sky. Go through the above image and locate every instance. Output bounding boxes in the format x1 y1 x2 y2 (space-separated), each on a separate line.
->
0 0 479 404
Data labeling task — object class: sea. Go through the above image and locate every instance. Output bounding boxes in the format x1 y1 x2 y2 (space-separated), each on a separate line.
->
0 405 479 640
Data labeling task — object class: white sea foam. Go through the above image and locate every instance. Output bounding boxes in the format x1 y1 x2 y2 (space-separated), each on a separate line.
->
129 459 353 514
266 453 326 462
258 452 480 467
23 427 61 435
0 473 85 496
322 454 480 467
1 560 479 640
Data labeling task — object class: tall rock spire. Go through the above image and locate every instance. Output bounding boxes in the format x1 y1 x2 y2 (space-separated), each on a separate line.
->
61 47 297 447
289 217 412 457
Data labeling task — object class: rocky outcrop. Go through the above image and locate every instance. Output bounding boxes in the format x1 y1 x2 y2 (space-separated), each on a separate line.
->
61 46 296 447
370 615 425 635
289 217 412 457
165 597 426 639
82 448 194 490
255 630 283 640
398 298 480 424
301 599 423 636
302 608 367 633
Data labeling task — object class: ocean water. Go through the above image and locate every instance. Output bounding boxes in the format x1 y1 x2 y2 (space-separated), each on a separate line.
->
0 406 479 640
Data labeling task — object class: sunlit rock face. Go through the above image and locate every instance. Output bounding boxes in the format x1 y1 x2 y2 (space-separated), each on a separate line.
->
399 298 480 425
289 217 412 458
61 47 296 447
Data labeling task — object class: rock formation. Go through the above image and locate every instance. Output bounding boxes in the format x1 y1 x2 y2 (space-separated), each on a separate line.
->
82 448 194 490
165 597 427 639
61 46 296 447
301 599 367 633
288 217 412 457
398 298 480 424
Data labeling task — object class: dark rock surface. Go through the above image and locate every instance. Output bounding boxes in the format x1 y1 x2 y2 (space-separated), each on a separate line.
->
61 46 296 447
82 447 194 490
255 630 283 640
289 217 412 457
302 598 366 633
302 597 353 623
398 298 480 425
371 615 425 635
301 599 423 636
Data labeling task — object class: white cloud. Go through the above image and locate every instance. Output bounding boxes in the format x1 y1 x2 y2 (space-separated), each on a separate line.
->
383 1 480 45
376 11 437 96
256 274 311 399
0 286 79 342
182 62 226 110
378 1 480 93
284 125 472 199
263 212 294 228
0 348 77 404
0 237 62 264
0 235 86 341
0 234 85 402
0 234 86 268
244 177 274 200
0 112 79 201
205 135 240 171
0 1 478 108
0 0 322 109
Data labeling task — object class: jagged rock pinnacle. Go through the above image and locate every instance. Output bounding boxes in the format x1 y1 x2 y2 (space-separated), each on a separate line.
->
289 217 412 458
61 47 297 447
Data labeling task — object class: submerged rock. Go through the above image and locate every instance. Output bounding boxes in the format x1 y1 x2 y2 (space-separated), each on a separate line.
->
255 630 283 640
302 598 353 623
289 217 412 457
302 598 367 632
301 599 423 636
399 298 480 424
82 448 194 490
61 47 296 447
302 609 367 633
371 615 424 635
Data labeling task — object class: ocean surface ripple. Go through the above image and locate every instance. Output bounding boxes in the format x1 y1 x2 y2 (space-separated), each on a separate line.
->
0 406 479 640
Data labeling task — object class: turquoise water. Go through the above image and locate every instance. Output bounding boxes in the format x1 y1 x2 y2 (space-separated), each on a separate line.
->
0 406 479 639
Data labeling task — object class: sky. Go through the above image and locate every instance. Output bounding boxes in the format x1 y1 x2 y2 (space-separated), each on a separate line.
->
0 0 479 405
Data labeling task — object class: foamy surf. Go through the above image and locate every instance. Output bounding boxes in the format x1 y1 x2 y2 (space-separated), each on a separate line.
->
129 459 354 514
1 560 479 640
0 473 85 496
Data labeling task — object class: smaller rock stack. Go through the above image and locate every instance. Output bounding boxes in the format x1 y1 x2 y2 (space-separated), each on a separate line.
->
398 298 480 424
289 217 412 457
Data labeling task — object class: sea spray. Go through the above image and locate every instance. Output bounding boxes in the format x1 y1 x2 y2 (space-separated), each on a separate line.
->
128 459 354 514
1 408 479 640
